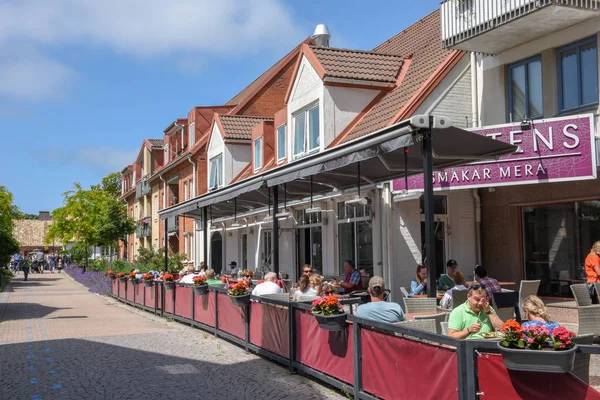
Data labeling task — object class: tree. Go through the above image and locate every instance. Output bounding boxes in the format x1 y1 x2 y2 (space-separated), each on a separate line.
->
0 186 20 265
90 172 121 199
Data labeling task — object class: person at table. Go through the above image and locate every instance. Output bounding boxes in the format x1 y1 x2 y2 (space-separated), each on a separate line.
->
205 269 223 285
473 264 501 301
252 272 282 296
293 264 313 289
438 259 459 290
356 276 404 323
585 241 600 303
319 282 335 297
292 274 318 301
521 295 560 331
439 271 468 310
229 261 240 277
447 285 503 339
241 269 255 289
332 260 363 294
409 264 427 297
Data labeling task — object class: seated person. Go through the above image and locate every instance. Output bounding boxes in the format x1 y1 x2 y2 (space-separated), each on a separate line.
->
251 272 282 296
409 264 427 297
332 260 363 294
438 259 459 290
178 266 200 284
309 273 323 293
439 271 468 310
241 269 255 288
319 283 334 297
448 285 503 339
292 274 318 301
229 261 240 277
474 264 501 301
205 269 223 285
521 295 560 331
356 277 404 323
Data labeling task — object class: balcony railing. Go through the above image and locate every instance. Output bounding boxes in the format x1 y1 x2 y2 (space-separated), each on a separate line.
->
167 216 179 235
441 0 600 54
136 222 151 238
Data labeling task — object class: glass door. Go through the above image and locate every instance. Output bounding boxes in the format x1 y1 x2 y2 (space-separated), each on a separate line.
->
420 218 447 279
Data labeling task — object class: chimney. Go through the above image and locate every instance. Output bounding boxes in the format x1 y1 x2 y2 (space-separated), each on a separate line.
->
312 24 331 48
39 211 51 221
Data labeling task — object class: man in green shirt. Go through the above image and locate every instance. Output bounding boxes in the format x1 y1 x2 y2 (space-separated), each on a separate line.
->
205 269 224 285
447 284 504 339
438 259 459 290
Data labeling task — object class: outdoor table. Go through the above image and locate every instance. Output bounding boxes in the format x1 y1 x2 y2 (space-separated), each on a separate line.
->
466 281 516 287
404 311 441 320
411 294 444 301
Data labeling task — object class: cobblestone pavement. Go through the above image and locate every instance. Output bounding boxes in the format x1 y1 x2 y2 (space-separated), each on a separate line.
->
0 272 344 400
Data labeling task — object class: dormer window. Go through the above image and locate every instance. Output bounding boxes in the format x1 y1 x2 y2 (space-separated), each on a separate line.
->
254 137 263 172
209 154 223 190
277 124 286 162
189 122 196 147
293 104 320 159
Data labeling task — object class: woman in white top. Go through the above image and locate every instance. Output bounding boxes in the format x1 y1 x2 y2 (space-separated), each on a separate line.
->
292 274 318 301
439 271 468 310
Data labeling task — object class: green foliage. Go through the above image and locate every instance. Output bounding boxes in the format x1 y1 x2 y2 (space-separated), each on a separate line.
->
0 186 20 265
89 258 110 272
0 268 13 292
90 172 122 199
68 242 93 264
111 259 135 273
14 212 39 220
0 231 19 266
135 247 186 273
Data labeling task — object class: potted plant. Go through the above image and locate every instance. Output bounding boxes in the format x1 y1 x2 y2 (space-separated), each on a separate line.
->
163 273 175 291
228 281 250 307
497 319 577 373
193 275 209 295
128 271 138 284
108 269 116 280
142 273 154 288
117 271 127 282
311 296 347 331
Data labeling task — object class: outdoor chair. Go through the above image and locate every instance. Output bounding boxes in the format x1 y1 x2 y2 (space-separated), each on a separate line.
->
492 291 521 322
400 287 410 298
571 283 593 306
296 295 320 303
572 333 594 384
440 321 448 336
575 304 600 337
403 297 437 313
451 290 468 309
394 319 437 334
414 312 448 334
259 293 291 303
518 280 540 317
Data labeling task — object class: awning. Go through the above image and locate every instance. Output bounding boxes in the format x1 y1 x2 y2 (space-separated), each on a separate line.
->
159 115 518 220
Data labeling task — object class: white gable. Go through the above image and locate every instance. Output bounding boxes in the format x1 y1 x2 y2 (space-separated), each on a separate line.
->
290 56 321 104
208 123 223 153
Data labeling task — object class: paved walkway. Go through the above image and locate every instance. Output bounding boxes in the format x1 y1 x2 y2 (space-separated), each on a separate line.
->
0 272 343 400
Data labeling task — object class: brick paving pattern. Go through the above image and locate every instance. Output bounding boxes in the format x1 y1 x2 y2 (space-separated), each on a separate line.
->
0 272 344 400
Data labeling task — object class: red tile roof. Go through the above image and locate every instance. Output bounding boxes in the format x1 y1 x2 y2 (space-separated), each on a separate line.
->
218 115 273 140
309 46 403 83
339 10 463 144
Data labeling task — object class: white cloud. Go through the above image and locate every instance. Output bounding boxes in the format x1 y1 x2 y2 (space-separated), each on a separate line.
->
0 0 303 102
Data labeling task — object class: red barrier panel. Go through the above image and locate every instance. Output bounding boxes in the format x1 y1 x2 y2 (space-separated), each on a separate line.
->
361 329 458 400
111 279 118 296
164 287 174 314
175 286 192 319
193 291 216 327
217 293 245 340
118 280 126 299
126 282 135 302
478 353 600 400
295 312 354 385
156 285 162 311
134 283 144 305
249 302 289 359
144 285 155 308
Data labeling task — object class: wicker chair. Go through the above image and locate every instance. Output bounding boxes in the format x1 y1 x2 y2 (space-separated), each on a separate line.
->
572 333 594 384
296 295 320 303
571 283 592 306
576 305 600 336
440 321 449 336
518 280 540 317
259 293 291 303
414 312 448 334
451 290 468 309
403 297 437 313
394 319 437 334
492 291 521 322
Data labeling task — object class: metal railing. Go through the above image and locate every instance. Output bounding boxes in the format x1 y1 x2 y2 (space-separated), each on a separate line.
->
135 223 152 238
441 0 600 49
167 216 179 233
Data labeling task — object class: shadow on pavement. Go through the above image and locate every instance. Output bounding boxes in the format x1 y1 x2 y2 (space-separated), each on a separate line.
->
0 303 73 322
0 337 331 400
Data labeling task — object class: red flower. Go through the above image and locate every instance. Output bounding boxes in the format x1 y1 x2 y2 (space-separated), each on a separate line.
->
163 273 174 282
108 270 115 276
193 276 207 286
142 273 153 281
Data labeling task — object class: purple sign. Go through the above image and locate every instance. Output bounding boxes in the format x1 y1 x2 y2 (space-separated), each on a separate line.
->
393 114 596 192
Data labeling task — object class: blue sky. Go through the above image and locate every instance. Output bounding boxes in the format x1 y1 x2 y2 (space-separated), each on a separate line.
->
0 0 441 214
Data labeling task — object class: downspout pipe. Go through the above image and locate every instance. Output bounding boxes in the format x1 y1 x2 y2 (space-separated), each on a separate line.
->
158 174 167 210
471 52 479 128
473 189 482 265
187 156 196 198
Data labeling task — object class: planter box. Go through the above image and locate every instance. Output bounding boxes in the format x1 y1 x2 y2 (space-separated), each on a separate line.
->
164 281 175 291
143 280 154 288
314 313 348 332
497 343 577 373
193 285 209 296
130 279 138 285
230 293 251 307
118 277 128 282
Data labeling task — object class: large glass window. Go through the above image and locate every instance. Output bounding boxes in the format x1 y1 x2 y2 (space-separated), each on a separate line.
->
522 200 600 297
209 154 223 190
508 56 543 122
337 200 373 277
262 230 273 267
558 37 598 112
293 104 320 159
240 233 248 269
254 137 262 171
296 209 323 277
277 124 286 162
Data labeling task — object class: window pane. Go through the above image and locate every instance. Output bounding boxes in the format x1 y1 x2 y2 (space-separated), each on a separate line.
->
561 48 579 110
217 157 223 186
527 60 543 118
338 222 355 275
357 220 373 276
337 202 347 220
254 139 262 170
510 64 526 122
294 113 306 156
581 42 598 106
311 227 323 272
308 106 320 151
209 159 217 188
277 125 286 160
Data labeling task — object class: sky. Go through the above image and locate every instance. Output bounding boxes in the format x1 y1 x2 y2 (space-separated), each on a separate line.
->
0 0 441 214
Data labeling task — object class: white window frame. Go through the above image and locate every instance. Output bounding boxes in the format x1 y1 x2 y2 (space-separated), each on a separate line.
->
189 122 196 147
277 124 286 163
254 137 263 172
293 103 320 160
184 181 188 201
209 154 223 190
154 195 159 215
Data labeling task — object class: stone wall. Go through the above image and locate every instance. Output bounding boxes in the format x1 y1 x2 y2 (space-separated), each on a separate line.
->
12 219 54 248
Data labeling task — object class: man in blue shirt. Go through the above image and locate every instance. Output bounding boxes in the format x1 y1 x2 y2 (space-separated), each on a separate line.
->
333 260 363 294
356 276 405 324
